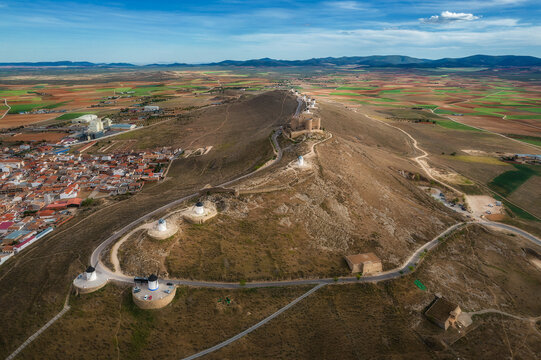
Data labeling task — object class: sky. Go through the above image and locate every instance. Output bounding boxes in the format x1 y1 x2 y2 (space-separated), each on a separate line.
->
0 0 540 64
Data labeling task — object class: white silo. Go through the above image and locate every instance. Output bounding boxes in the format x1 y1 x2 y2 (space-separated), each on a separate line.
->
157 219 167 232
195 201 204 215
85 266 97 281
298 156 304 167
148 274 159 291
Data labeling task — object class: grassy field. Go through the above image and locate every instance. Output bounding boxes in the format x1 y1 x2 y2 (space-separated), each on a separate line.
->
508 135 541 147
7 103 48 114
56 112 94 120
335 86 375 90
445 155 510 165
0 90 30 96
0 91 300 359
19 284 311 360
488 164 540 196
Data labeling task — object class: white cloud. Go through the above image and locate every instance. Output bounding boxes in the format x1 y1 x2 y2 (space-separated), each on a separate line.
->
324 1 364 11
420 11 480 24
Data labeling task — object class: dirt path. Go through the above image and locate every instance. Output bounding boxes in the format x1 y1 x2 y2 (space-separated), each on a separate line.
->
467 309 541 337
109 224 152 273
0 98 10 120
359 111 464 195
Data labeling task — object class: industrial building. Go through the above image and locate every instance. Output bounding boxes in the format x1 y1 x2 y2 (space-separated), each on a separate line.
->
143 105 160 112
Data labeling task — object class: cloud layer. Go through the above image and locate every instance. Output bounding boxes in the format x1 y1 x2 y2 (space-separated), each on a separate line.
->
0 0 538 63
420 11 480 24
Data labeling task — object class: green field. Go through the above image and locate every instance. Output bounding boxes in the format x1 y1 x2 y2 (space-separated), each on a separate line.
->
507 115 540 120
0 90 29 96
335 86 376 90
434 109 457 115
434 89 468 93
225 81 256 86
508 135 541 147
378 89 402 94
330 92 364 96
522 108 541 114
42 101 71 109
434 119 482 131
414 104 438 109
56 112 93 120
446 155 510 165
489 164 540 196
8 103 48 114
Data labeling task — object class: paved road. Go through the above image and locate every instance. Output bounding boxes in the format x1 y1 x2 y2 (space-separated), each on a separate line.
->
100 221 469 289
181 283 326 360
92 98 297 277
483 221 541 247
294 97 304 117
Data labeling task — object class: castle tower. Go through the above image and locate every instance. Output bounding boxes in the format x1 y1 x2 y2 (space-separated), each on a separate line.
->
313 117 321 130
306 119 313 131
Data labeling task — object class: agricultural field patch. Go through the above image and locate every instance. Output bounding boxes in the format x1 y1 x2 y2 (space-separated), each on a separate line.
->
489 164 540 196
445 155 510 165
8 102 48 114
56 112 94 120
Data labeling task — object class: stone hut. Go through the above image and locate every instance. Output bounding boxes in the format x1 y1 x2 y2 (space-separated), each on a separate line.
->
344 252 382 275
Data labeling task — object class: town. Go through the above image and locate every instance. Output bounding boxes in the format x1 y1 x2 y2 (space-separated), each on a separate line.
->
0 140 180 266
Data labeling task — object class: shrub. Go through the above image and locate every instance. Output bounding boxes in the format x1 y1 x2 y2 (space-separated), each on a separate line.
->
81 198 95 207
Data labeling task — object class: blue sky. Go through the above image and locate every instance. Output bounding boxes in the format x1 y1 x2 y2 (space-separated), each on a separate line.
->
0 0 540 63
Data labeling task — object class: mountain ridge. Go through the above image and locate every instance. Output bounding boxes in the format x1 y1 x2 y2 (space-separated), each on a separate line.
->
1 55 540 68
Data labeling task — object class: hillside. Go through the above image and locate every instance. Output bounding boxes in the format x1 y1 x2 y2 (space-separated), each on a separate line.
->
0 91 298 358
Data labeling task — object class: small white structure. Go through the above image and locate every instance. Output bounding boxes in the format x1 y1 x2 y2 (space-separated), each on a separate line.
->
147 216 179 240
183 200 218 224
73 265 108 294
85 266 97 281
195 201 204 215
157 219 167 232
144 105 160 112
297 155 304 167
148 274 159 291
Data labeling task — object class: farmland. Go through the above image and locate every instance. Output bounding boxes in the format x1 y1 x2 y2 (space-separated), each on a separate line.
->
0 71 275 129
297 69 541 144
1 65 540 360
489 164 540 196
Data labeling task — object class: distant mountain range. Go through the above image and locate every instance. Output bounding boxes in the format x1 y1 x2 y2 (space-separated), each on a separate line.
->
2 55 541 68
